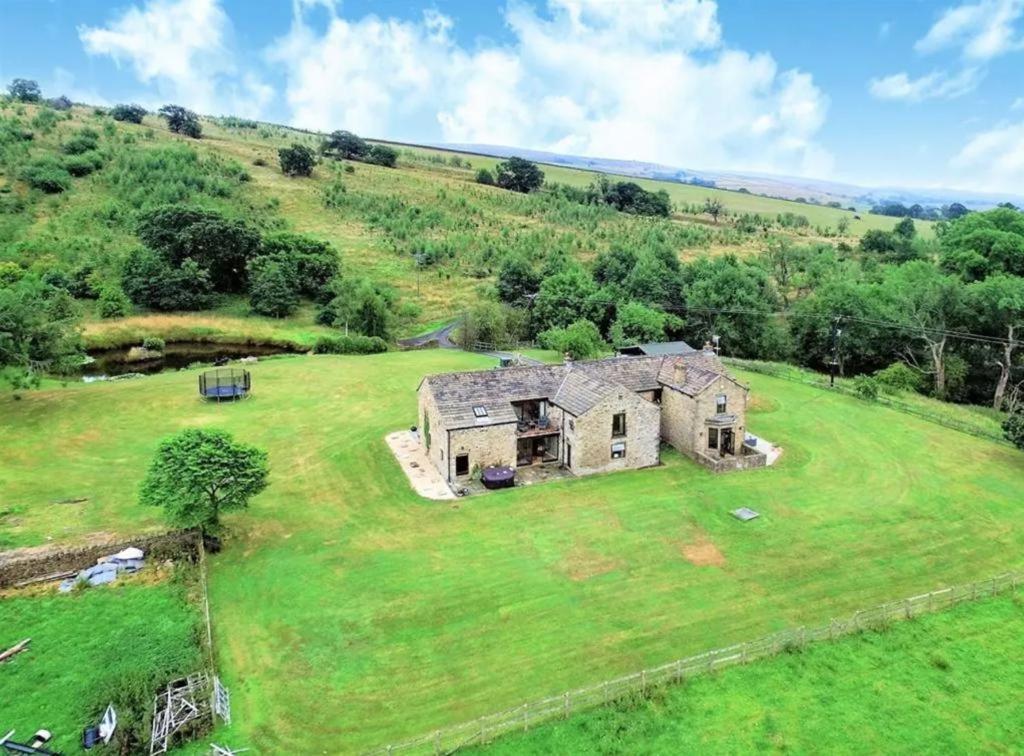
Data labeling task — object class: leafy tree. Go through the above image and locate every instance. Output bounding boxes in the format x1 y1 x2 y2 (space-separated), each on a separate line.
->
97 285 132 319
703 197 724 223
683 256 788 359
0 276 83 387
939 207 1024 281
137 206 261 292
943 202 969 220
158 105 202 138
893 217 916 239
879 261 966 399
140 429 268 535
461 301 530 347
495 157 544 193
122 248 214 311
859 225 920 264
249 258 299 317
259 233 339 300
538 319 606 359
366 144 398 167
355 285 391 338
475 168 495 185
111 104 147 124
278 143 316 176
7 78 41 102
609 301 669 347
496 255 540 304
836 216 850 235
532 266 600 332
593 179 671 217
323 130 368 160
874 362 922 393
1004 408 1024 450
967 274 1024 408
47 95 73 111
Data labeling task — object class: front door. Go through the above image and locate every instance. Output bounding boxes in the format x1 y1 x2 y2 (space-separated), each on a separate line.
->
721 428 734 456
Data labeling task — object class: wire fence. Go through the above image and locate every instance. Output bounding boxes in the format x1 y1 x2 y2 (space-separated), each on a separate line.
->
724 358 1009 446
370 570 1022 755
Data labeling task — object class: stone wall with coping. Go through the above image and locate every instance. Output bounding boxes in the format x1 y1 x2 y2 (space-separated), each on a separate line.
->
0 530 201 589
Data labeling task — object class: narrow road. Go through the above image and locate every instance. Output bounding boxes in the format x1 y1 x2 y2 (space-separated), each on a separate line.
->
398 321 546 366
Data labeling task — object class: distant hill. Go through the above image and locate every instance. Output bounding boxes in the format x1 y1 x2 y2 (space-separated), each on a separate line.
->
436 143 1024 212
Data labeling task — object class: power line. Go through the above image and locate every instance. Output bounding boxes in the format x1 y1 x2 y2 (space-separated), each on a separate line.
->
528 294 1024 348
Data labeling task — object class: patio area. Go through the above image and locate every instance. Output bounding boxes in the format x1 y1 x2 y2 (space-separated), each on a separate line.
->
385 430 455 500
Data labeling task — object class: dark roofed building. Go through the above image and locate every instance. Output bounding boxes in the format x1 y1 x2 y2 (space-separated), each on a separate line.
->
417 352 766 485
617 340 697 357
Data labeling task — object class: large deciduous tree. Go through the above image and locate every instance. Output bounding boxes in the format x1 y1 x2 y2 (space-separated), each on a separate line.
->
323 130 368 160
496 255 541 305
494 157 544 193
110 104 147 124
140 429 268 535
7 78 41 102
0 276 83 387
939 207 1024 281
968 274 1024 409
158 105 202 138
879 261 966 399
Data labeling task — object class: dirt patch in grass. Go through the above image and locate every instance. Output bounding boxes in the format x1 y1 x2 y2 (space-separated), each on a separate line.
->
748 394 780 413
560 545 623 581
680 533 726 567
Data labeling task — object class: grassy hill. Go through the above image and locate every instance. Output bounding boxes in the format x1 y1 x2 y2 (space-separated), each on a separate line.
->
0 102 927 349
2 349 1021 752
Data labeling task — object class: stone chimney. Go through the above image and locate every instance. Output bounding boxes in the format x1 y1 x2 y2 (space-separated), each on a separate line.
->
673 359 687 386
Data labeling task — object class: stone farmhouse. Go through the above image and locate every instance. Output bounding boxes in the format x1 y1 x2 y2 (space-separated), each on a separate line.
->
417 347 766 486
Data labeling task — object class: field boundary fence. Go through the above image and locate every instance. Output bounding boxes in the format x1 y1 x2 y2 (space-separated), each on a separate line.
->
370 570 1021 755
724 358 1009 446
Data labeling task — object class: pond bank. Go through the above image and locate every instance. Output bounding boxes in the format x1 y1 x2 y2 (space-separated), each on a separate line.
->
82 341 301 378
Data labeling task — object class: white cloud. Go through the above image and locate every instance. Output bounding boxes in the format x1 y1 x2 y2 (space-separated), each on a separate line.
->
78 0 272 116
267 0 832 177
915 0 1024 60
868 67 983 101
950 120 1024 192
1012 96 1024 110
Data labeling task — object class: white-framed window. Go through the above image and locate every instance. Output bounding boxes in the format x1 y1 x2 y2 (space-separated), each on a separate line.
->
611 441 626 459
716 394 727 414
473 405 488 418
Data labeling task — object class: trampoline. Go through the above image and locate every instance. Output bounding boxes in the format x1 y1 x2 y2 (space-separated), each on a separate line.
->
199 367 251 401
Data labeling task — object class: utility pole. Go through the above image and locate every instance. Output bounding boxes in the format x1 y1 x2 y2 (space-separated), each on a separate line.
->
829 316 843 387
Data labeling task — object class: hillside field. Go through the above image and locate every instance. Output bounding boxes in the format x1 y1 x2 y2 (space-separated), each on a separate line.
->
482 591 1024 754
2 349 1022 752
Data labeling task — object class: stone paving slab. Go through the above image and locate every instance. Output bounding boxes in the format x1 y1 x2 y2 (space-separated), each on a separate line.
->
385 430 455 500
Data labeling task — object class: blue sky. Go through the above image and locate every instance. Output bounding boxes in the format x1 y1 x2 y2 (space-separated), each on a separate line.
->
2 0 1023 193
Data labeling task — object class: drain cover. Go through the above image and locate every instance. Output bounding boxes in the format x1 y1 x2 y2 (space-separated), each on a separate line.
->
731 507 760 521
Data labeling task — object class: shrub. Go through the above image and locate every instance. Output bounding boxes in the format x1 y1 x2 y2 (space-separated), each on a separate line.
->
111 103 147 124
20 158 72 193
278 143 315 177
366 144 398 168
122 248 213 311
1004 409 1024 450
142 336 166 352
158 104 201 138
97 286 132 319
538 319 606 359
253 157 268 167
851 375 880 401
874 362 921 394
313 334 388 355
63 151 105 177
475 168 495 185
61 130 100 155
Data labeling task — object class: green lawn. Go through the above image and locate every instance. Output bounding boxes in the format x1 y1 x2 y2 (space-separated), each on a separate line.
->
482 592 1024 754
1 579 203 754
2 350 1022 753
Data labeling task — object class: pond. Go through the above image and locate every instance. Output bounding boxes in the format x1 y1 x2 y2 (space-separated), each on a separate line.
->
81 341 299 379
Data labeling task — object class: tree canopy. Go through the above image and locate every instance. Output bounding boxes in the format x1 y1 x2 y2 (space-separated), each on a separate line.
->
158 105 202 138
495 157 544 193
279 143 316 177
7 78 41 102
140 428 268 535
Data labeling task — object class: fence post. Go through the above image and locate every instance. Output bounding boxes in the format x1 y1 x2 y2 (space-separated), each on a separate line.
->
523 703 528 732
904 599 911 619
563 692 570 719
676 659 684 683
641 669 646 694
433 730 440 755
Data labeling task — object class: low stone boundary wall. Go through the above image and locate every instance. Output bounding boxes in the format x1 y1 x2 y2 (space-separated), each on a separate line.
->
0 530 200 589
690 448 767 474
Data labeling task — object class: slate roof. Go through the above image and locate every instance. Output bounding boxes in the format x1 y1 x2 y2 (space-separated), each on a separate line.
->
422 352 735 429
618 340 697 357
